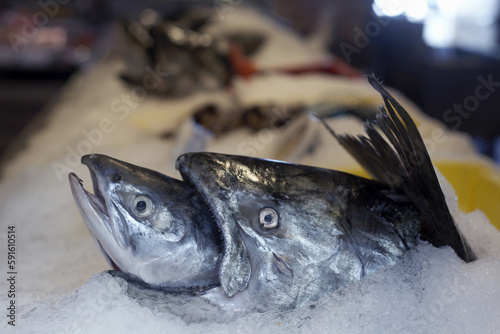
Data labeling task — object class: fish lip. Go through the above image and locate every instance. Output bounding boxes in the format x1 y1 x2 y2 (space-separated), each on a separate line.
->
174 154 186 173
89 168 105 206
81 154 106 205
176 153 253 297
69 172 122 271
69 172 110 221
79 154 132 249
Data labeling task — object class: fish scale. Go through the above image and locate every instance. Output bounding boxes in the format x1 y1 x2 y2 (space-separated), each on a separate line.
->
69 76 474 319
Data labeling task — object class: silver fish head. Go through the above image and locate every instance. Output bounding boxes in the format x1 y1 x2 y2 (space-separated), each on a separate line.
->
177 153 398 311
177 152 418 311
69 154 221 290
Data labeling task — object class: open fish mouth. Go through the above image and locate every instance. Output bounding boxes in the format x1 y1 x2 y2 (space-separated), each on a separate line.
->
69 172 110 224
69 172 119 270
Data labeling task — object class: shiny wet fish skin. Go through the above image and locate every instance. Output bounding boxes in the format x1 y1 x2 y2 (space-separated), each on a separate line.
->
69 76 474 316
176 152 421 312
325 75 474 263
69 154 222 291
174 75 474 312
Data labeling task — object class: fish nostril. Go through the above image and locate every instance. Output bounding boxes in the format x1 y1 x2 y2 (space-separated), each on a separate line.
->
111 173 122 182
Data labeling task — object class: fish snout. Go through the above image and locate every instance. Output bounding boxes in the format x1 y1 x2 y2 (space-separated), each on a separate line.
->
176 152 224 191
81 154 122 197
175 153 202 182
81 154 126 183
175 153 195 173
176 152 223 174
174 153 187 172
81 154 110 172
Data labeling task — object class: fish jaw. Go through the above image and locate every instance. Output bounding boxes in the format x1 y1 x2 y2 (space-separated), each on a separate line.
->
71 154 222 290
81 154 132 249
69 172 125 270
176 153 253 297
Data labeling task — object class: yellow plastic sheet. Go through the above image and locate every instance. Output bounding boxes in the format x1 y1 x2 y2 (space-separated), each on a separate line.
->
343 161 500 230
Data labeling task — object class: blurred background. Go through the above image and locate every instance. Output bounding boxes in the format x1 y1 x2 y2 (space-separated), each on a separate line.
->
1 0 500 160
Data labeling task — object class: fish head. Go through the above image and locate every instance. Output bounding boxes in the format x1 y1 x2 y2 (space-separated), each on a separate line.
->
177 152 364 310
69 154 221 290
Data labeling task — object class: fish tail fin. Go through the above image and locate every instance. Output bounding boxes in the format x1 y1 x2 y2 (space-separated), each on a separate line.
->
318 75 475 262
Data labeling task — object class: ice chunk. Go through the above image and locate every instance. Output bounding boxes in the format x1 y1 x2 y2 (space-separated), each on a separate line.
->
7 166 500 334
10 241 500 334
1 16 499 332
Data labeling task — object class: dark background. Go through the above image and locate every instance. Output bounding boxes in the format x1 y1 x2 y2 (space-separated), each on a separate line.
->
2 0 500 159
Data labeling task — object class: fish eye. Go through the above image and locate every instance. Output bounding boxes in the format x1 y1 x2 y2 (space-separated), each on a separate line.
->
259 208 279 229
132 195 153 218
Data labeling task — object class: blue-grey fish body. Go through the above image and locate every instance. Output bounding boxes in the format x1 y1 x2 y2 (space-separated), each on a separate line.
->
69 154 221 292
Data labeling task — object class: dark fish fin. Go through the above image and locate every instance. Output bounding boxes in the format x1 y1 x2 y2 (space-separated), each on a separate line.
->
318 75 475 262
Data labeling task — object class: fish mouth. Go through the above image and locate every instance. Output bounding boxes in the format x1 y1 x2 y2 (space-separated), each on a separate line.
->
175 154 225 231
69 172 109 220
176 153 253 297
69 172 119 271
